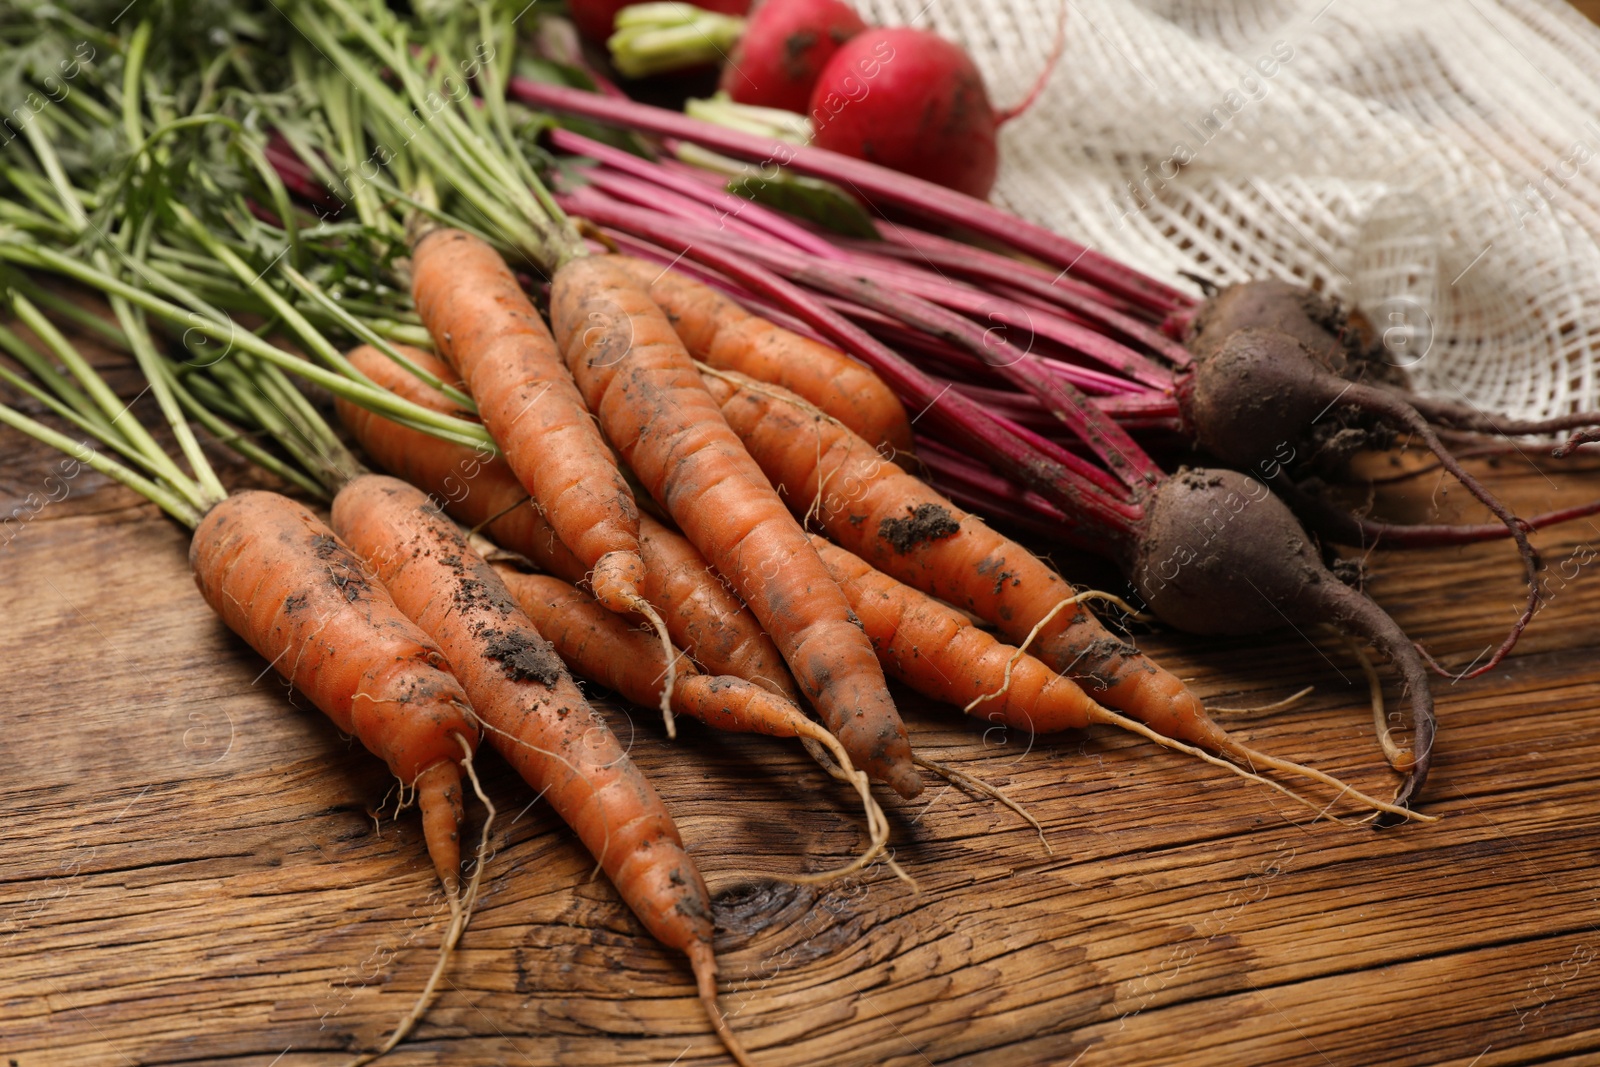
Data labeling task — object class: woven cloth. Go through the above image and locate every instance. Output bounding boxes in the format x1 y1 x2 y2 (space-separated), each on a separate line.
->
853 0 1600 420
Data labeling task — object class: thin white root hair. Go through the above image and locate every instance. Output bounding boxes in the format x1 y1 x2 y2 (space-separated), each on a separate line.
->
466 494 533 538
914 754 1052 854
1086 706 1358 826
1071 589 1156 623
800 736 851 783
1208 685 1315 715
631 594 680 739
693 362 873 532
343 735 495 1067
471 717 619 872
773 718 903 887
1329 627 1409 772
1221 738 1436 824
960 598 1088 713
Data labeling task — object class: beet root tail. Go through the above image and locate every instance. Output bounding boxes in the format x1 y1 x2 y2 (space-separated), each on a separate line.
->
1127 468 1436 822
1314 579 1436 822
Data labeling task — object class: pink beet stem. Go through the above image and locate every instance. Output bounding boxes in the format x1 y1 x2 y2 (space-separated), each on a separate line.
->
506 79 1198 314
849 307 1151 398
567 167 783 247
877 223 1146 318
549 128 848 260
848 231 1193 366
573 214 1146 527
783 237 1174 389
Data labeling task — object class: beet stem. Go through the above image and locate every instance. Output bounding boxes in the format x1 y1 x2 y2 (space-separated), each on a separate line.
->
572 207 1145 531
551 128 849 261
1405 391 1600 438
506 78 1197 314
841 233 1193 366
1286 481 1600 548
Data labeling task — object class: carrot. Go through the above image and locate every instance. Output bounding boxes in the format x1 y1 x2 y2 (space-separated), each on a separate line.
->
811 535 1420 821
697 369 1325 773
635 514 802 704
549 253 923 799
495 566 891 883
0 230 496 1061
408 228 638 603
608 254 915 455
407 229 684 728
190 490 480 892
330 474 751 1066
335 342 800 704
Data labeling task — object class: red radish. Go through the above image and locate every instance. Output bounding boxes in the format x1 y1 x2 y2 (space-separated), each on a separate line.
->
719 0 867 112
808 27 999 198
572 0 750 48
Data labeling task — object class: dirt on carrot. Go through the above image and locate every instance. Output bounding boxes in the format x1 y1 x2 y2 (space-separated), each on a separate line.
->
336 342 801 705
330 474 751 1065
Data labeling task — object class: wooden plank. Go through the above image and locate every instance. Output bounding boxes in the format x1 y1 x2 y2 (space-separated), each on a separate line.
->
6 379 1600 1067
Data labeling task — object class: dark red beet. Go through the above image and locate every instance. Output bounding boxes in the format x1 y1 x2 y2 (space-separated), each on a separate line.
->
1126 467 1434 817
808 27 1000 199
1177 327 1542 680
718 0 867 113
1179 279 1600 435
1182 279 1360 370
571 0 751 47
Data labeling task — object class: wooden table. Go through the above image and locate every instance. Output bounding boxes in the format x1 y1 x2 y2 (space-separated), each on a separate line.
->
5 341 1600 1067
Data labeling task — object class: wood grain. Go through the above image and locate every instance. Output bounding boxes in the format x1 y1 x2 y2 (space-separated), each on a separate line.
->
6 346 1600 1067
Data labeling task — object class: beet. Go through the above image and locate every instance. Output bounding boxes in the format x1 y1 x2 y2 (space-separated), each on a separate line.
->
1179 279 1600 435
1177 325 1390 471
1126 467 1434 817
808 27 1000 199
1176 326 1544 680
1182 280 1356 366
718 0 866 113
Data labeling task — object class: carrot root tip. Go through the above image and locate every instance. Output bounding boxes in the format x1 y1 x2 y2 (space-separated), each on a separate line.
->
590 550 647 612
687 939 755 1067
885 761 925 800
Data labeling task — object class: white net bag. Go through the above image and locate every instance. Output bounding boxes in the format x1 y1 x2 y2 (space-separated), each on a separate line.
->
852 0 1600 420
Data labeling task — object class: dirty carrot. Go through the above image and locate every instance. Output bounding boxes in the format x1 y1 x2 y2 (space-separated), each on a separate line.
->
698 370 1311 769
811 535 1420 821
608 254 915 455
495 566 890 883
407 228 681 728
191 490 482 891
549 253 923 799
0 336 490 1064
330 474 751 1066
302 0 915 796
335 342 800 703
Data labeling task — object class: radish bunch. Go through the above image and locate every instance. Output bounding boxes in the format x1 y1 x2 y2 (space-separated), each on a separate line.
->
605 0 1029 198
